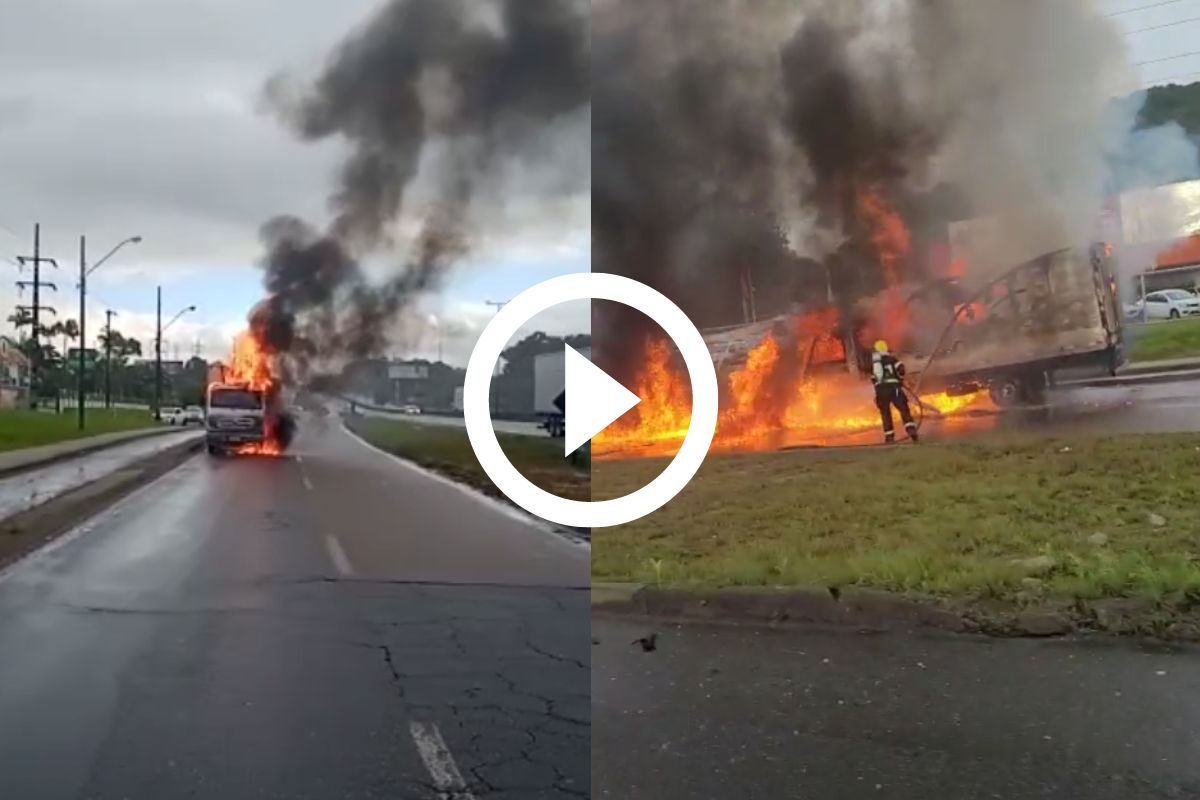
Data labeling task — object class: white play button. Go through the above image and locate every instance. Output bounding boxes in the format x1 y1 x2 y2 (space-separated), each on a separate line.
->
563 344 640 456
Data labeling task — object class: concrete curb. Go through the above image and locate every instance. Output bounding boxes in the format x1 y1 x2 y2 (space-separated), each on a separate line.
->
0 425 183 480
1059 368 1200 388
591 584 1200 641
0 436 203 571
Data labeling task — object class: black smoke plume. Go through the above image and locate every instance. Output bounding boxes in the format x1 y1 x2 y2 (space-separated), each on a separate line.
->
593 0 1197 383
254 0 589 376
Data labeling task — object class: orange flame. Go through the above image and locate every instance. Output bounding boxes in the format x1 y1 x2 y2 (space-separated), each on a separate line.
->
855 186 911 349
212 322 285 456
594 327 994 458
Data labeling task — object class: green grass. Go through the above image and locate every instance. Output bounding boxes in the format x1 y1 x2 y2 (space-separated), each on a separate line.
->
1128 317 1200 362
592 433 1200 601
344 414 588 502
0 408 159 452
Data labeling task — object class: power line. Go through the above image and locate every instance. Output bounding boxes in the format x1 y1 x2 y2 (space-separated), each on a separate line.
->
1134 48 1200 66
1106 0 1192 17
1124 14 1200 33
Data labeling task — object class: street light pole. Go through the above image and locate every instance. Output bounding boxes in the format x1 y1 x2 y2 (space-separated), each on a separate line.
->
105 309 116 409
155 291 196 421
155 287 162 421
77 234 141 428
78 236 86 429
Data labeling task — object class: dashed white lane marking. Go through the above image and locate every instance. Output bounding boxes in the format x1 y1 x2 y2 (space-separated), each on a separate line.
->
295 455 304 464
302 473 313 491
409 722 476 800
323 535 353 576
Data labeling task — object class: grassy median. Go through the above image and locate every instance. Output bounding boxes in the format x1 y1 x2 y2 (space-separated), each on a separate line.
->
1128 317 1200 362
592 433 1200 601
0 408 157 452
344 414 588 503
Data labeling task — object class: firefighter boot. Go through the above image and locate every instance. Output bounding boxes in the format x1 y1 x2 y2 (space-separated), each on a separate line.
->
905 422 919 443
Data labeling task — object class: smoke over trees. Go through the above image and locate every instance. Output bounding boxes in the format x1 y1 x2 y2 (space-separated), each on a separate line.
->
252 0 589 378
592 0 1199 381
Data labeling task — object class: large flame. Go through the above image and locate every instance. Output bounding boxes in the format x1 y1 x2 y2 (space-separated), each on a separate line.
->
593 191 999 458
214 325 285 456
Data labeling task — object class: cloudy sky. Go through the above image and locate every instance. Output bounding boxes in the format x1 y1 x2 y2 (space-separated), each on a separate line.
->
0 0 589 367
1106 0 1200 87
0 0 1194 367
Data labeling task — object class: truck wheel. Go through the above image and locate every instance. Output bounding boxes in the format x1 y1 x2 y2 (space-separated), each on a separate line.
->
988 379 1024 409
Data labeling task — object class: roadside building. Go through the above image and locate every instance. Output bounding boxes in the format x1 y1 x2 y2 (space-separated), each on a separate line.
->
0 337 30 408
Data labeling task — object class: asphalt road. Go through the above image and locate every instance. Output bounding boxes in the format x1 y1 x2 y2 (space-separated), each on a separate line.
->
592 616 1200 799
345 399 546 437
0 412 590 799
0 429 202 520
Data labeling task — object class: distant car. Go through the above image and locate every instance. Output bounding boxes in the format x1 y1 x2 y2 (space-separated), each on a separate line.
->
183 406 204 425
399 404 422 415
1130 289 1200 321
161 407 185 425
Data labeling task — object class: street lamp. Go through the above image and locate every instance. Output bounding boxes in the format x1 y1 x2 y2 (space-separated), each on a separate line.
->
78 234 142 429
154 285 195 421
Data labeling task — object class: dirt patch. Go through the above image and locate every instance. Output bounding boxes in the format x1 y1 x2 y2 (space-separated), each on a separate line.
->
593 584 1200 641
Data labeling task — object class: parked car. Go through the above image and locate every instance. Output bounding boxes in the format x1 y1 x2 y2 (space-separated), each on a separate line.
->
183 405 204 425
1129 289 1200 321
398 404 422 415
161 407 185 425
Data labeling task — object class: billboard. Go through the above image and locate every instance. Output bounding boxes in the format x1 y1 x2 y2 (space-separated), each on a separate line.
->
388 363 429 380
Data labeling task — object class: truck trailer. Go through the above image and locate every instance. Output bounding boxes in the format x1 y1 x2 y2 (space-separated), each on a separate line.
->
533 347 590 437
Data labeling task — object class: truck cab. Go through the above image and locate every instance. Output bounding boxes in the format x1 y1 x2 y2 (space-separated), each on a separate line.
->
205 382 265 454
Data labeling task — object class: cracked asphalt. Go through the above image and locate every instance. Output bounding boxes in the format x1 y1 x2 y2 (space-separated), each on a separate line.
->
0 413 589 799
593 616 1200 799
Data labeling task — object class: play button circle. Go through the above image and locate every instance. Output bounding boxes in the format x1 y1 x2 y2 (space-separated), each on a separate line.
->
462 272 718 528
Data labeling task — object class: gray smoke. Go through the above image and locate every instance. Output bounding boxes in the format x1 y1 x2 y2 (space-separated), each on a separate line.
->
255 0 589 374
593 0 1199 380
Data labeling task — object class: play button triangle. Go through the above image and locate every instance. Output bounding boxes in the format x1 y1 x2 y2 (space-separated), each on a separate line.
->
563 345 640 456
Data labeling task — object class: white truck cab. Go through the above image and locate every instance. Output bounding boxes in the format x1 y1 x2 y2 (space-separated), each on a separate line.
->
205 382 266 454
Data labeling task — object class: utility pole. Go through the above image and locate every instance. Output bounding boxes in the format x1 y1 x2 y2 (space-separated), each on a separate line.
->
155 286 162 421
15 223 59 408
77 236 86 429
105 309 116 409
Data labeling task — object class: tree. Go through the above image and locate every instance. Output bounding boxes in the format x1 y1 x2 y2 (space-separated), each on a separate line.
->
97 329 143 366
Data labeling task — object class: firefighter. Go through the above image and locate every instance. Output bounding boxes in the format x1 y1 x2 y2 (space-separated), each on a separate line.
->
871 339 918 444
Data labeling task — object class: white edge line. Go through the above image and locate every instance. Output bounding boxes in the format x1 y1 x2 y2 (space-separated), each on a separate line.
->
324 535 353 576
409 722 476 800
339 419 590 550
0 449 203 584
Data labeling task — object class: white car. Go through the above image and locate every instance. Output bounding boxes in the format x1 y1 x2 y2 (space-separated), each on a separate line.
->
163 406 204 426
399 404 422 415
1131 289 1200 321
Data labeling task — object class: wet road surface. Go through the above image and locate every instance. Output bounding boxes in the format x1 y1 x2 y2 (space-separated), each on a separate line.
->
0 413 589 799
0 429 202 520
593 616 1200 799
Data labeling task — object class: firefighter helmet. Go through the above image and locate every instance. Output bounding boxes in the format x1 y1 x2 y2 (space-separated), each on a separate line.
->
873 339 889 353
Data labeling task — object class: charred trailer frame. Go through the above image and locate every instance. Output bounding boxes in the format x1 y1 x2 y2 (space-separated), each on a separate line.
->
909 243 1124 407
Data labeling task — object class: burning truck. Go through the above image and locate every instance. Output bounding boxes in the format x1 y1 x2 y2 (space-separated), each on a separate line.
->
594 226 1124 458
204 303 297 457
